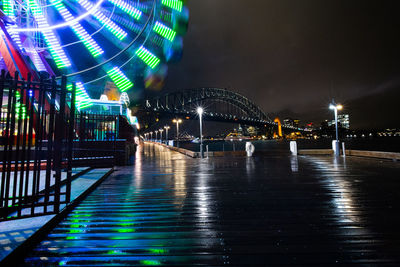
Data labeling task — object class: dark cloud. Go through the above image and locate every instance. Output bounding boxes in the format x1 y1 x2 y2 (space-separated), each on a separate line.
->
164 0 400 128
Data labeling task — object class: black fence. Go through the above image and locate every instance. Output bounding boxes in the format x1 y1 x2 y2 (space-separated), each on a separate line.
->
0 71 119 221
73 112 118 167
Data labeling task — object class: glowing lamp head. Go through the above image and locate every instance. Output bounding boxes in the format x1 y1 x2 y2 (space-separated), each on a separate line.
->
329 103 343 110
197 107 204 115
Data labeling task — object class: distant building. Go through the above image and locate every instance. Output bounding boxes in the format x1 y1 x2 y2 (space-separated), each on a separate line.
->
283 118 300 127
328 114 350 129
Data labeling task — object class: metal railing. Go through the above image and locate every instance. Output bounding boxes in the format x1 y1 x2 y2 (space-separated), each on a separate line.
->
0 71 74 220
0 71 119 221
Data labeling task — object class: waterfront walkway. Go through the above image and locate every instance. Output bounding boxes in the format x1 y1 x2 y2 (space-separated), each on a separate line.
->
23 143 400 265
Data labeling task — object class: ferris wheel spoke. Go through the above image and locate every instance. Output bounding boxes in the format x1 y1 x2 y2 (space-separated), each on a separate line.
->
108 0 142 20
3 0 23 49
77 0 128 41
26 46 48 72
103 10 141 34
28 0 71 68
50 0 104 58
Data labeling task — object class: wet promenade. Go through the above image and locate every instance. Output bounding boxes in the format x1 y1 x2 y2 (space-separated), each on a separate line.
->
23 143 400 266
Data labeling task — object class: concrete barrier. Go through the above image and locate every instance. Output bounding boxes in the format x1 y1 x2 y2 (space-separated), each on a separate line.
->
298 148 399 161
345 150 400 160
146 141 246 158
213 151 246 157
298 149 334 155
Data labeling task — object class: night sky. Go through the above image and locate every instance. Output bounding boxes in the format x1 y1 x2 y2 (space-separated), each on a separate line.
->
164 0 400 129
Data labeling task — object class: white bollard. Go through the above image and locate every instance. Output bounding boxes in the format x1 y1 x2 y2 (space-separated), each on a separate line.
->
342 142 346 156
332 140 340 156
245 142 255 157
290 141 297 155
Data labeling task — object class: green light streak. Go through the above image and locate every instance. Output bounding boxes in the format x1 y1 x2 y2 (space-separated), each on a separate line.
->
153 21 176 41
50 0 104 57
136 46 161 69
162 0 183 12
106 67 134 92
3 0 13 15
109 0 142 20
67 83 93 110
140 260 162 266
117 228 135 233
15 91 28 120
148 248 168 254
68 229 84 233
28 0 71 68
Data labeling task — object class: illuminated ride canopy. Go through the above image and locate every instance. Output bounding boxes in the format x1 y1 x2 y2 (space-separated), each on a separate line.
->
0 0 189 112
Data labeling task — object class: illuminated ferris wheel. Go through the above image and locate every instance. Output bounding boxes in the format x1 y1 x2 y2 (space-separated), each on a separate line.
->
0 0 188 108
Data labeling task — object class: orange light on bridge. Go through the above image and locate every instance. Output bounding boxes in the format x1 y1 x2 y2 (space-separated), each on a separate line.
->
274 118 283 137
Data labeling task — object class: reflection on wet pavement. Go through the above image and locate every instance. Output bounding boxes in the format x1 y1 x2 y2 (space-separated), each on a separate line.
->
24 143 400 265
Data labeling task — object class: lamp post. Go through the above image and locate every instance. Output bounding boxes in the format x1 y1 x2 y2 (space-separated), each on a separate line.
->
329 100 343 156
164 125 170 144
159 129 164 143
197 107 204 158
150 131 153 141
172 119 182 139
172 118 182 147
155 130 158 142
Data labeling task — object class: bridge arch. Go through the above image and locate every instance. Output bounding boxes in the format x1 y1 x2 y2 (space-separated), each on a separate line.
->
141 88 273 124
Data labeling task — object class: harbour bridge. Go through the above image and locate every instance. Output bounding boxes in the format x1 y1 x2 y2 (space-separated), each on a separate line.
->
135 87 306 135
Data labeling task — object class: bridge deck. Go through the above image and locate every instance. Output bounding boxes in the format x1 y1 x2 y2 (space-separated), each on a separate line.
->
23 143 400 266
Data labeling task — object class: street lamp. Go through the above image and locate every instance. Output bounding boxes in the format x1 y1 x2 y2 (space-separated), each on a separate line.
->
172 118 182 147
172 118 182 140
164 125 170 143
150 131 153 141
197 107 204 158
159 128 164 143
329 100 343 156
155 130 158 142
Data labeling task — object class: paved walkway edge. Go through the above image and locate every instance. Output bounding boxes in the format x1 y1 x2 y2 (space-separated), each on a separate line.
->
0 168 114 266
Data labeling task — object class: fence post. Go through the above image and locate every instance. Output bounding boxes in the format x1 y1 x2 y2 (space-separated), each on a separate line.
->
0 70 7 209
53 76 67 213
9 72 19 208
43 77 57 213
24 74 34 206
66 82 76 203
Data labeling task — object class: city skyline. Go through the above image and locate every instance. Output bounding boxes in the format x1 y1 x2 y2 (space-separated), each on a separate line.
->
165 0 400 129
